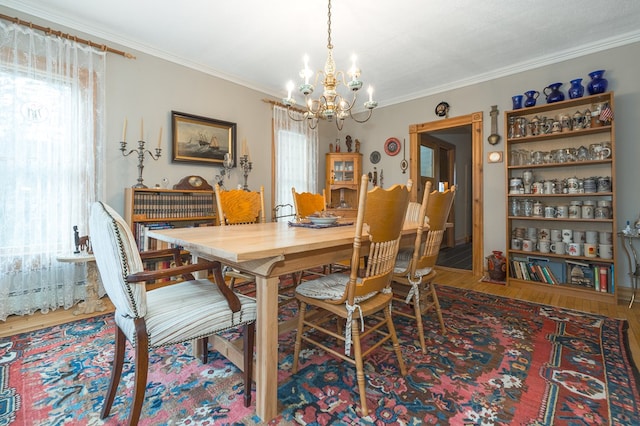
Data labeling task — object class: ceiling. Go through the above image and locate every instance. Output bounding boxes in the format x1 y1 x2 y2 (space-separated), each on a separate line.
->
5 0 640 109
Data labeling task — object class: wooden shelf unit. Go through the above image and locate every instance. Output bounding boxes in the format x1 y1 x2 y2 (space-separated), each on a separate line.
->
505 91 617 304
124 187 217 251
325 152 362 218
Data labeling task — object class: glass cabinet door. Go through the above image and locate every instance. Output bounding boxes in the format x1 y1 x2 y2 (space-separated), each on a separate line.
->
333 159 355 183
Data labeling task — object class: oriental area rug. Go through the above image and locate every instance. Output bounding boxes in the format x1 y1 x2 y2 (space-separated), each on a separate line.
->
1 284 638 425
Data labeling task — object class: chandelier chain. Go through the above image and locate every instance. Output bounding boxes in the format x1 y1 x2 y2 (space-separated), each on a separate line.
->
327 0 333 49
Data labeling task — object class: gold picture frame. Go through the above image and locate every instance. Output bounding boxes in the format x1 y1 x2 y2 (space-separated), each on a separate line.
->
171 111 236 165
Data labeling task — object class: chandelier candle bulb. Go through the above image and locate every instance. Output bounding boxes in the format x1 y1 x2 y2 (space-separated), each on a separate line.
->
122 118 127 142
368 86 373 102
157 127 162 148
140 118 144 141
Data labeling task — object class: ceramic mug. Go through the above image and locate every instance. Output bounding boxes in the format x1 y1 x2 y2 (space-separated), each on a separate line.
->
598 244 613 259
586 230 598 244
568 242 582 256
550 229 562 241
538 240 551 254
556 205 569 218
599 231 613 244
584 243 597 258
562 229 573 242
573 230 585 243
544 206 557 218
551 241 566 255
522 239 534 252
511 238 523 250
538 228 550 241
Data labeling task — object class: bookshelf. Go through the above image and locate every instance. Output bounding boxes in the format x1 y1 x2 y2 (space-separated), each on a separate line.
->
505 91 617 304
124 188 217 251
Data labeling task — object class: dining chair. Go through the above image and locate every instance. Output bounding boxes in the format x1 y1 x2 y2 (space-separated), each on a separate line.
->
290 187 332 282
90 202 256 426
291 187 327 221
214 184 265 290
292 175 412 416
391 184 456 353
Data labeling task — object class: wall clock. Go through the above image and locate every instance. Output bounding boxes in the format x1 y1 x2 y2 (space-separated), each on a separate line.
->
370 150 381 164
435 101 450 117
384 137 401 156
173 175 213 190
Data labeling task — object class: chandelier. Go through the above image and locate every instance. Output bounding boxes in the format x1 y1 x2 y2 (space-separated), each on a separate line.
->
282 0 377 130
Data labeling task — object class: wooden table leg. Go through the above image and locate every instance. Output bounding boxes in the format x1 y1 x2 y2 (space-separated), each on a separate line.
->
255 275 280 421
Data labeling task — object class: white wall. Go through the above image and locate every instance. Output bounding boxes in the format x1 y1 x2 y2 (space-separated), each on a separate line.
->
5 6 640 288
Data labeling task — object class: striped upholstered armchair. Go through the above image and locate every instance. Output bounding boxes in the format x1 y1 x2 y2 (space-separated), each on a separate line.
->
89 202 256 425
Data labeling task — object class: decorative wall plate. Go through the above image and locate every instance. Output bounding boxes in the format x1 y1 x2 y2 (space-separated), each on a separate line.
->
384 137 401 156
435 101 450 117
370 150 381 164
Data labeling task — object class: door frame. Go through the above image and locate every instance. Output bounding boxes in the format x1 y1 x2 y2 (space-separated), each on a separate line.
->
409 112 484 276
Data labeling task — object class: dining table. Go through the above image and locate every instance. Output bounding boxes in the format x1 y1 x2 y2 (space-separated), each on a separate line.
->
147 219 419 422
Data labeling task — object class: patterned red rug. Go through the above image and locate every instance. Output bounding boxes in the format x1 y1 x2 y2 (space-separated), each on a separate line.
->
1 284 638 425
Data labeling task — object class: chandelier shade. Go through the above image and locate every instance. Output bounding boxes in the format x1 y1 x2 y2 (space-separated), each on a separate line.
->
282 0 377 130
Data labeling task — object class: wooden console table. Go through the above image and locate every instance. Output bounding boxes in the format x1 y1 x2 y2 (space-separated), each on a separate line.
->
56 253 107 315
618 231 640 308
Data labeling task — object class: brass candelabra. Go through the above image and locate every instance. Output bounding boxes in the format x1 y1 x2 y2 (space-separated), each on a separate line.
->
239 154 252 191
120 139 161 188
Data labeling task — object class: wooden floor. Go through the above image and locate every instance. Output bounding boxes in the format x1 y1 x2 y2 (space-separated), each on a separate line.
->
2 268 639 368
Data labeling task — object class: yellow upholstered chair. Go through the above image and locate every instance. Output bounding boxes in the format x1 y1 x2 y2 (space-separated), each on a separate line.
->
291 187 327 221
215 185 265 289
292 176 412 416
90 202 256 425
391 184 456 353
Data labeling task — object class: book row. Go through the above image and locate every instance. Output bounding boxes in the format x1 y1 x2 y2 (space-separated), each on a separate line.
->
510 256 614 293
132 193 215 219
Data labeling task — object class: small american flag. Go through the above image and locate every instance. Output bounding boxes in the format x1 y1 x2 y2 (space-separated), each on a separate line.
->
599 103 614 123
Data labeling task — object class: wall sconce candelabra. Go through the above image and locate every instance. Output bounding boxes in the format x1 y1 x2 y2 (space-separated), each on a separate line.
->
214 153 234 189
239 154 252 191
120 139 161 188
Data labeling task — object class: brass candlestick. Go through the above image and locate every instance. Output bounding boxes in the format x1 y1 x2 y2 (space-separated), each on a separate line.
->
239 154 252 191
120 139 161 188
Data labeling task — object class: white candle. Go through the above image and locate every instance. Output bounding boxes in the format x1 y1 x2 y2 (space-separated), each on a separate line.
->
157 127 162 148
287 81 294 99
140 118 144 141
122 118 127 142
246 143 250 161
242 139 246 156
350 55 357 80
368 86 373 102
303 55 310 84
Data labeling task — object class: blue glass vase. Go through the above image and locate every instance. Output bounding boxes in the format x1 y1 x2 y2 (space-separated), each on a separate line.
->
512 95 524 110
587 70 608 95
524 90 539 107
543 82 565 103
568 78 584 99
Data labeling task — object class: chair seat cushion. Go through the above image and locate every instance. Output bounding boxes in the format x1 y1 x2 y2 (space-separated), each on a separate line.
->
393 248 433 277
295 273 376 302
115 279 256 348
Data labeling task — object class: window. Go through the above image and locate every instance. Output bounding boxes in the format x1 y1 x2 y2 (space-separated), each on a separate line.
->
0 21 105 320
272 106 319 220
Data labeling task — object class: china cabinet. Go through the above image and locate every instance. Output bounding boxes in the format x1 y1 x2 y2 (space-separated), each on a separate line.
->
325 152 362 218
124 187 217 250
505 92 617 304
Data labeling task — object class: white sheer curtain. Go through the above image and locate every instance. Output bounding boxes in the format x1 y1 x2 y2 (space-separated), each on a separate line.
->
0 21 106 321
273 105 319 214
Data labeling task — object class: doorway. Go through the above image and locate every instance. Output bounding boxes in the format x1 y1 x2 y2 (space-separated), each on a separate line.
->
409 112 484 276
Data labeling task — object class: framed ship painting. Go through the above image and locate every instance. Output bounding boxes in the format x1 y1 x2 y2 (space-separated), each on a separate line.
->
171 111 236 165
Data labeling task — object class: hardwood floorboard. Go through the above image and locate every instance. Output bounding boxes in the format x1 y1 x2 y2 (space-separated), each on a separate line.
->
2 268 639 368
